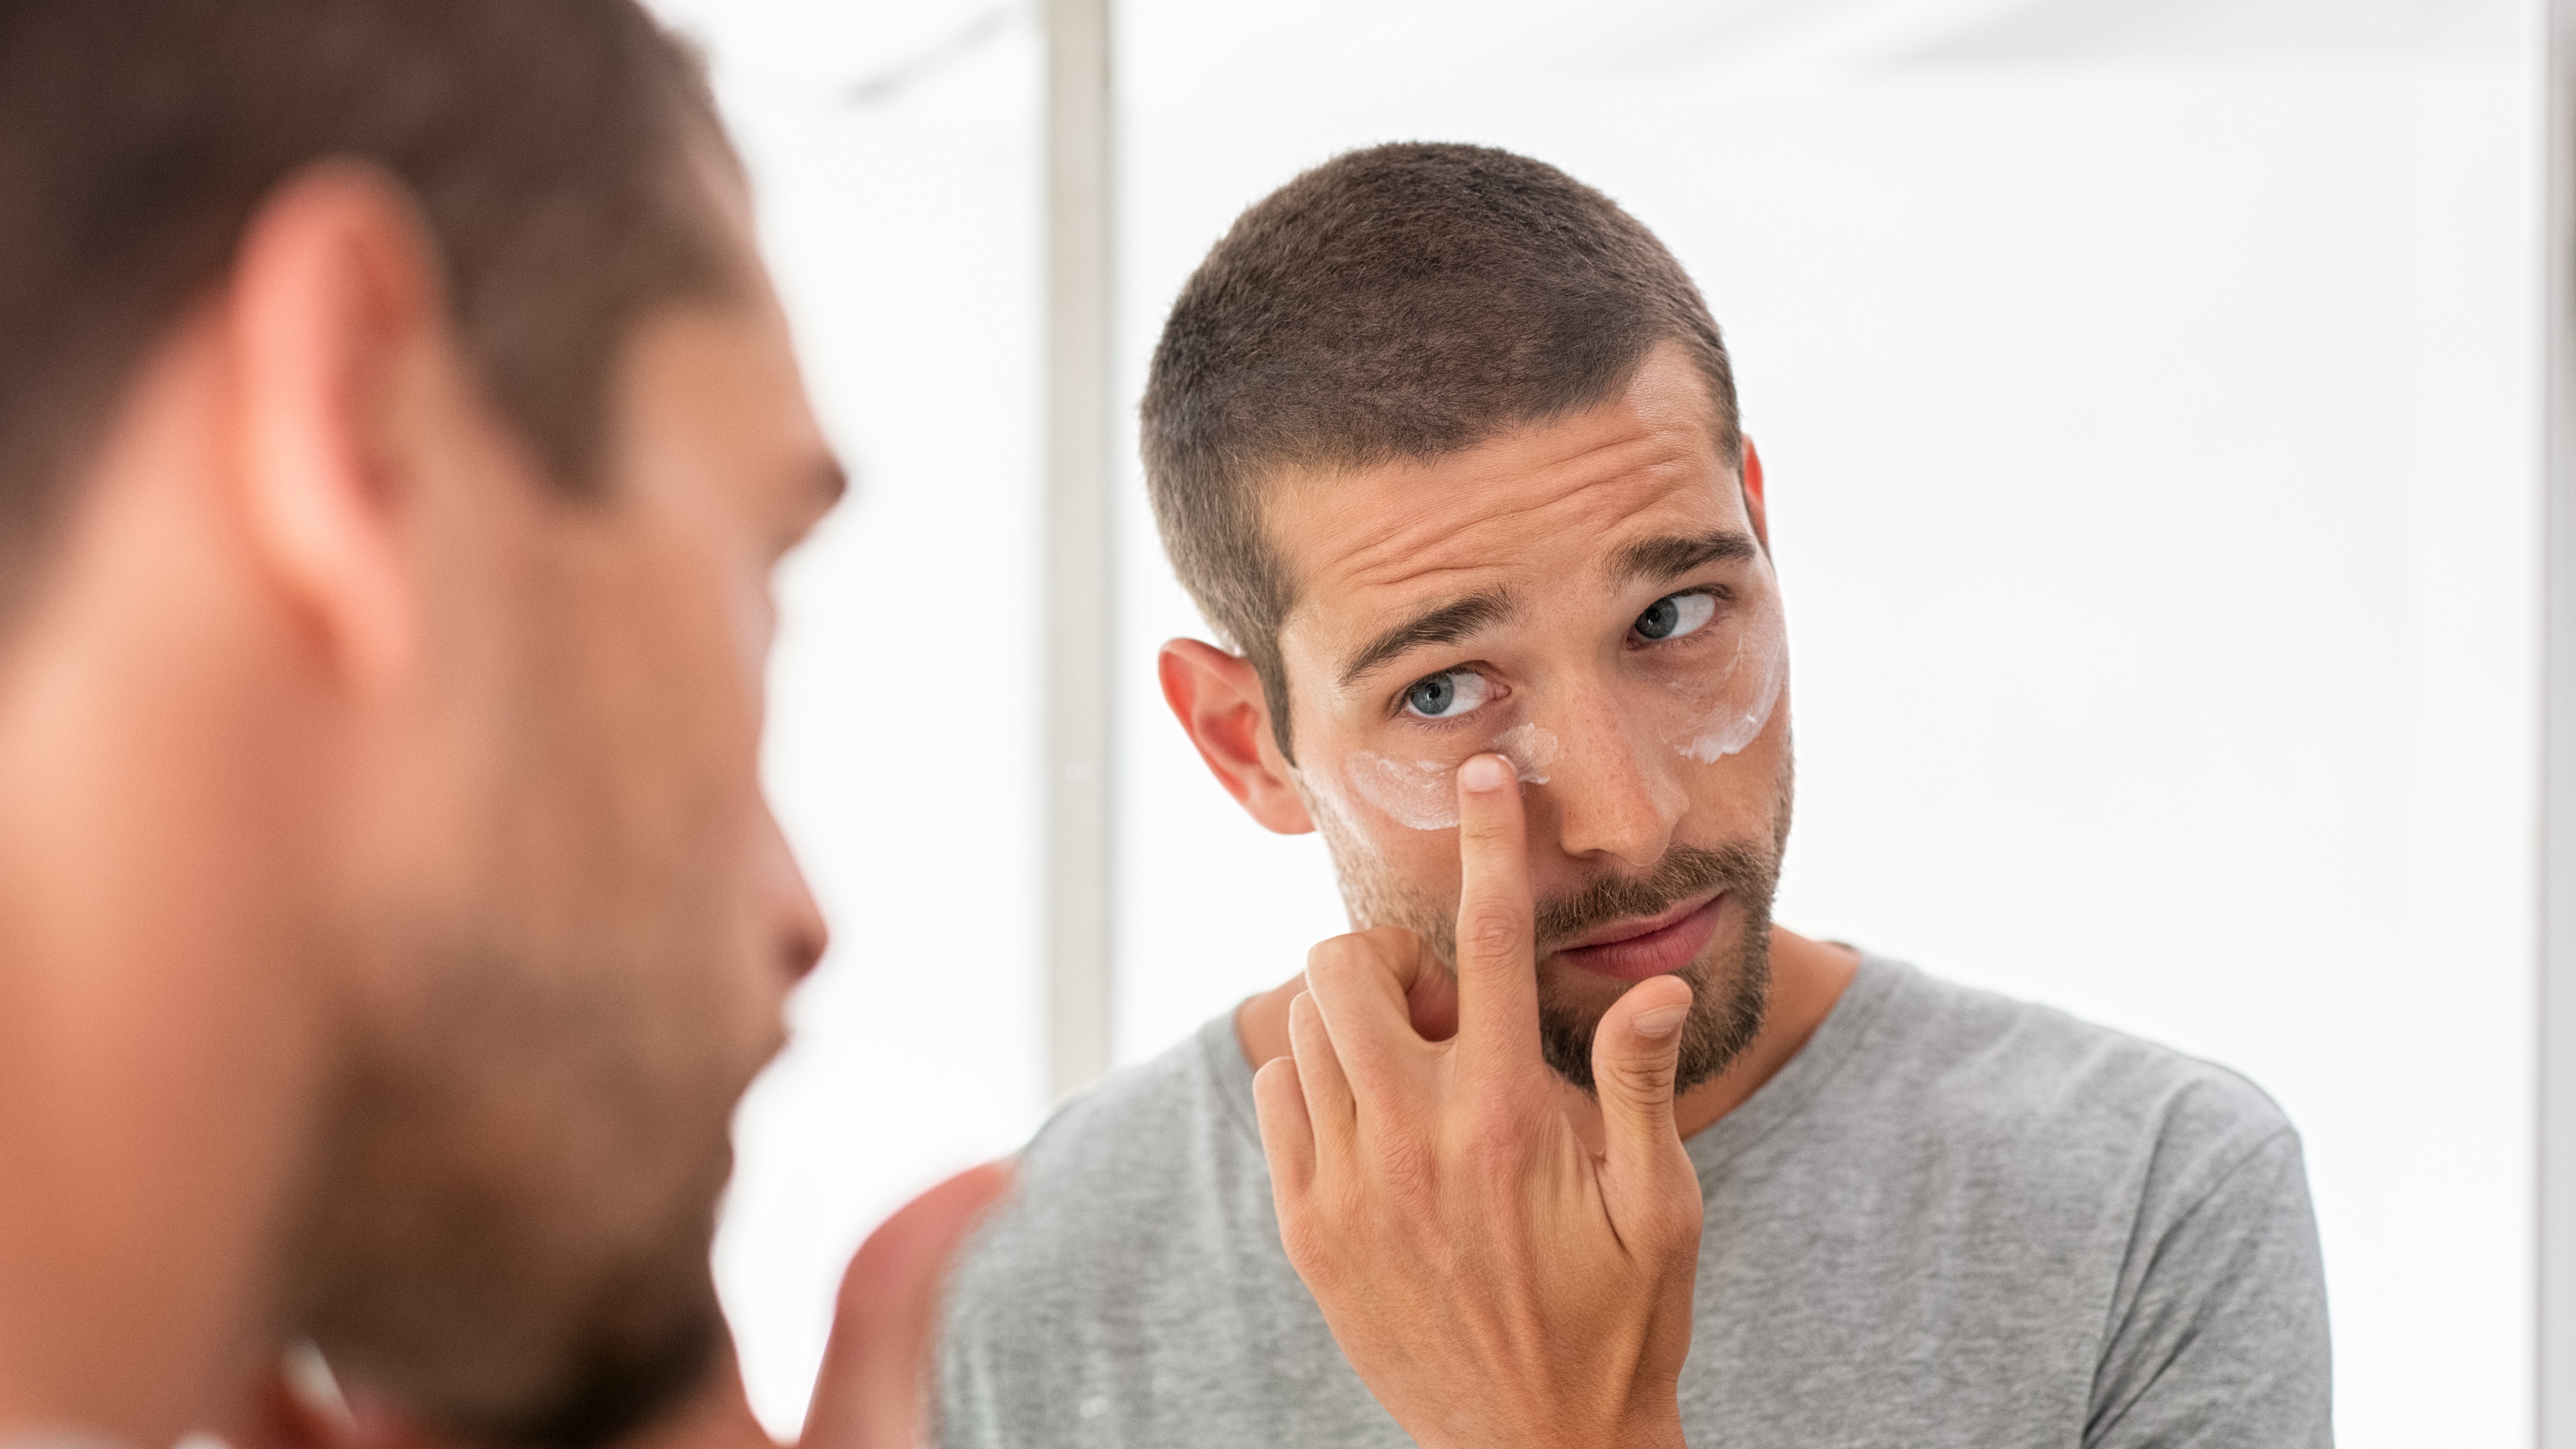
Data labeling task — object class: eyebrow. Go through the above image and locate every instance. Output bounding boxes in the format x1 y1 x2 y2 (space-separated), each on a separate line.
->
1338 586 1520 688
1609 529 1761 586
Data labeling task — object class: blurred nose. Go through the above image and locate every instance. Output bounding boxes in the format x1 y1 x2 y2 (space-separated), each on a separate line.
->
1538 685 1687 872
757 801 829 984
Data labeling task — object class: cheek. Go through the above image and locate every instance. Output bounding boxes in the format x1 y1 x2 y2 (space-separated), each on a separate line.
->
1342 753 1462 831
618 536 767 763
1302 759 1443 877
1671 688 1794 840
1332 723 1562 832
1663 582 1790 766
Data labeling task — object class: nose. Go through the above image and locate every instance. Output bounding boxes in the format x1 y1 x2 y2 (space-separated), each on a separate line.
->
1533 686 1687 871
756 801 829 984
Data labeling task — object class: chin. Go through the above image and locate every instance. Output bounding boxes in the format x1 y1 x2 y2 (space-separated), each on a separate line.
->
1539 906 1773 1095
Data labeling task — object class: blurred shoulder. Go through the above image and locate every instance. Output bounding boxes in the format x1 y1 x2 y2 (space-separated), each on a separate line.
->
947 1012 1264 1294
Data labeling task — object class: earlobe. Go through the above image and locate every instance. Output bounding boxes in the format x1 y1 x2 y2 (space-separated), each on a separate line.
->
1741 435 1769 551
226 160 450 689
1158 639 1315 835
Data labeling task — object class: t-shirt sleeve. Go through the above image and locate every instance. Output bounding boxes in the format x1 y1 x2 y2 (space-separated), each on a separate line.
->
2085 1126 2333 1448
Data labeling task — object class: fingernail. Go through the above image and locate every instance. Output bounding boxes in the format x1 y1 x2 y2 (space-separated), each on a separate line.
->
1633 1005 1689 1038
1459 754 1512 793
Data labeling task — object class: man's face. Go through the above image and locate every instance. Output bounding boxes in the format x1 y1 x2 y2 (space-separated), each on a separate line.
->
1270 343 1792 1094
295 183 840 1444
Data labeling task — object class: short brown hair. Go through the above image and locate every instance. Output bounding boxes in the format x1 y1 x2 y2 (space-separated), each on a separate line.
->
0 0 733 610
1141 142 1741 758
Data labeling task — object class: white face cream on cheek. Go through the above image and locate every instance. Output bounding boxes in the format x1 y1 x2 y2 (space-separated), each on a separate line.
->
1342 754 1461 831
1339 722 1563 832
1492 722 1559 782
1676 619 1786 763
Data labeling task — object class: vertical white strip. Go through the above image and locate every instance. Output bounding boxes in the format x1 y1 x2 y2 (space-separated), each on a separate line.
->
2545 2 2576 1442
1044 0 1115 1101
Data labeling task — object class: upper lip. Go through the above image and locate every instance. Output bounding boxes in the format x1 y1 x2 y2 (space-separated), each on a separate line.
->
1554 890 1722 953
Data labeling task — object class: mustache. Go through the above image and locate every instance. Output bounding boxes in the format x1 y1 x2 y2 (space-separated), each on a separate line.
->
1532 840 1770 954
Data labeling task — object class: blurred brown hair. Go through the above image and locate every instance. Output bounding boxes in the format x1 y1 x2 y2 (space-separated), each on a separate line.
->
0 0 734 610
1141 142 1741 758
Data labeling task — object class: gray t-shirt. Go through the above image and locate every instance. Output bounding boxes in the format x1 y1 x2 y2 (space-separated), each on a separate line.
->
939 955 2331 1447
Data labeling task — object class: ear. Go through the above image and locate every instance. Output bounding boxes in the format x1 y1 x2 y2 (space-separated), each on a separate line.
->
1740 434 1769 551
1158 638 1315 835
225 160 453 688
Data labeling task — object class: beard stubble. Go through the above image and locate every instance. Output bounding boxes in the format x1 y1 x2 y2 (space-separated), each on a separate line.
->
1307 746 1793 1099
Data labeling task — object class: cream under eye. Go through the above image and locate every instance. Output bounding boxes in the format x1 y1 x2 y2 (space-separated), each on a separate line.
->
1634 590 1717 642
1402 668 1491 719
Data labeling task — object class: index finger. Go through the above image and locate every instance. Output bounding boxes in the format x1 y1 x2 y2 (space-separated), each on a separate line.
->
1452 751 1541 1082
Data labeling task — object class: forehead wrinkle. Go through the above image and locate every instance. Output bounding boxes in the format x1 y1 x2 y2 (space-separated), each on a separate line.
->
1310 433 1710 596
1274 384 1736 682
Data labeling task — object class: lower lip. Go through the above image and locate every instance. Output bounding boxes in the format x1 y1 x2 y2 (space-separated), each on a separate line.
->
1554 895 1725 982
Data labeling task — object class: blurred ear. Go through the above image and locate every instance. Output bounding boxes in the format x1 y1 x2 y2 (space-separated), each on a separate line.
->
225 160 455 689
1159 638 1314 835
1740 434 1769 551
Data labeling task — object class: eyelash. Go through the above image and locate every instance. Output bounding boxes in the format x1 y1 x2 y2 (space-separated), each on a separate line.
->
1627 586 1728 650
1392 666 1502 726
1402 588 1731 711
1385 586 1733 724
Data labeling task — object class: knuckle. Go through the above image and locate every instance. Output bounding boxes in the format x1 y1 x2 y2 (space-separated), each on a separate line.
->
1460 1105 1531 1170
1459 910 1524 961
1601 1050 1679 1101
1654 1220 1702 1265
1374 1135 1440 1205
1306 935 1363 978
1355 926 1419 970
1275 1208 1332 1276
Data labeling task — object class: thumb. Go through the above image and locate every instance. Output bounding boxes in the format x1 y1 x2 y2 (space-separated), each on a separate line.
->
1592 975 1694 1184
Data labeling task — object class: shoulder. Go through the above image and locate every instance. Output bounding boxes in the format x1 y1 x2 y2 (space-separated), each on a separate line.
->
1850 960 2300 1210
1015 1013 1261 1203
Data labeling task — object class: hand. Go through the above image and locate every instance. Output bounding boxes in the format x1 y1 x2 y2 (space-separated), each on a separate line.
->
1252 753 1703 1449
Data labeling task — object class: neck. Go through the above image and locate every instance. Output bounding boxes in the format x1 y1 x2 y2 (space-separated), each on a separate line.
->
1236 924 1859 1151
0 466 328 1445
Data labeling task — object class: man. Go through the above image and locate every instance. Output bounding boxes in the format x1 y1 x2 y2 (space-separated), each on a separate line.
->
0 2 997 1446
937 143 2331 1446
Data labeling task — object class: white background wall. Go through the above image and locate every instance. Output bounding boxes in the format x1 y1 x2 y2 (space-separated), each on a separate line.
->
660 0 2543 1439
1109 1 2541 1444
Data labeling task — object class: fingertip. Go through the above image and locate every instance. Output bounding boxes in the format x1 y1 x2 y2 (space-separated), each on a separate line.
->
1631 1002 1690 1040
1253 1052 1301 1095
1620 974 1694 1039
1458 752 1514 793
1252 1052 1305 1125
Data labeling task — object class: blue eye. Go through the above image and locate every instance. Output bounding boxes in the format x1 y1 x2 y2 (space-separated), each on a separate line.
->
1635 591 1717 642
1403 668 1492 719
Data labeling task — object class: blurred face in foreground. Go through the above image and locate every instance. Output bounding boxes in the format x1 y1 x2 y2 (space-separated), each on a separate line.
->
0 154 837 1445
1169 344 1793 1094
284 170 841 1438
